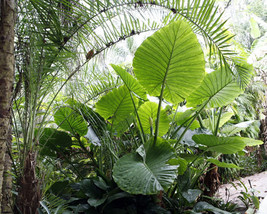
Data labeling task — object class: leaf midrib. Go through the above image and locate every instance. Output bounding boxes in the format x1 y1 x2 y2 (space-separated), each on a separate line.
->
111 90 129 125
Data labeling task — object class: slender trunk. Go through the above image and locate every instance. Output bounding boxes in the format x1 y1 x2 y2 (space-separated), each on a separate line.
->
1 123 13 214
16 151 40 214
0 0 16 212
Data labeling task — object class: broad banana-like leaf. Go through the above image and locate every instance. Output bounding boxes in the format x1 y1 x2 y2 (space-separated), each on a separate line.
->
113 139 177 195
95 85 136 126
137 101 169 136
54 107 88 136
111 64 147 100
192 134 246 154
207 158 242 169
133 20 205 104
202 112 234 131
187 68 243 108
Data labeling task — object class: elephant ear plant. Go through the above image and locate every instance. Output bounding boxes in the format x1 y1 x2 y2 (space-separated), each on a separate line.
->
95 17 263 201
96 19 206 194
44 19 264 213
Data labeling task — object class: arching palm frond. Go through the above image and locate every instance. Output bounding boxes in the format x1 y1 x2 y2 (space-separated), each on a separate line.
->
15 0 250 151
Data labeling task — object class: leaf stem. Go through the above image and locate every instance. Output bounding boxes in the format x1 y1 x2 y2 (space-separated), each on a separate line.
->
174 98 210 149
154 96 163 146
214 107 223 136
167 104 179 139
130 92 146 144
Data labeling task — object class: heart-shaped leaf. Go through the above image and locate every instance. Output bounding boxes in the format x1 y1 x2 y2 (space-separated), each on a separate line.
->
133 20 205 104
54 107 88 136
233 137 263 147
187 68 243 108
95 85 136 126
137 101 169 136
111 64 147 100
39 128 72 157
113 139 177 194
207 158 242 169
192 134 246 154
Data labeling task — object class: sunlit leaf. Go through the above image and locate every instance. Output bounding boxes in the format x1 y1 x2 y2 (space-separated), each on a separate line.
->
192 134 246 154
137 101 169 136
133 20 205 104
187 68 243 108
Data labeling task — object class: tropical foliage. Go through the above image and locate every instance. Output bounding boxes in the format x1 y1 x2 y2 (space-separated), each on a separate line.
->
0 0 265 213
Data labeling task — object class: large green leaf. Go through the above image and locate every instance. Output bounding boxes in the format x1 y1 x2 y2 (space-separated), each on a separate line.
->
182 189 202 203
192 134 246 154
221 120 255 136
54 107 88 136
187 68 243 108
95 85 136 126
133 20 205 104
113 139 177 195
202 112 234 131
233 137 263 147
168 157 188 175
174 109 200 130
111 64 147 100
137 101 169 136
112 115 134 136
207 158 242 169
66 99 106 135
39 128 72 157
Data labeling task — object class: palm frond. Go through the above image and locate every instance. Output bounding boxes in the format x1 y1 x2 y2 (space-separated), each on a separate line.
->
15 0 252 149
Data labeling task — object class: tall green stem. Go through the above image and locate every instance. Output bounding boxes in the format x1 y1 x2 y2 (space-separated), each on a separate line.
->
170 114 194 139
174 98 210 149
130 93 146 144
167 105 179 139
154 94 164 146
214 107 223 136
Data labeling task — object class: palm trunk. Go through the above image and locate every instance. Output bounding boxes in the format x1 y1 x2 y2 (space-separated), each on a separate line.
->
16 151 41 214
0 0 16 212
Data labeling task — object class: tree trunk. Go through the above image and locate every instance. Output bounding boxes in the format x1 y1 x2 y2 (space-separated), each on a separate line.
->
203 164 220 197
0 0 16 213
1 123 13 214
16 151 41 214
